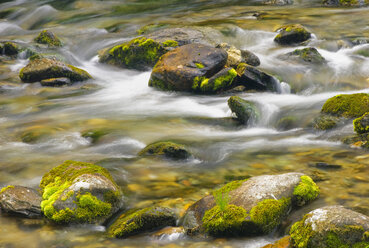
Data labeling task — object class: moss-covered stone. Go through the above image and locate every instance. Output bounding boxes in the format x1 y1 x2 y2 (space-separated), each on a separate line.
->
99 37 178 71
34 30 62 47
287 47 326 64
321 93 369 118
323 0 367 6
81 129 109 143
40 160 122 224
108 207 176 238
277 116 298 130
2 42 19 56
228 96 259 124
354 113 369 134
313 114 339 130
195 68 238 94
293 175 320 207
19 58 92 83
0 185 14 194
138 141 191 160
274 24 311 45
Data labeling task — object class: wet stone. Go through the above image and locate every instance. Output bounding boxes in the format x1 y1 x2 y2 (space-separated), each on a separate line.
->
40 77 71 87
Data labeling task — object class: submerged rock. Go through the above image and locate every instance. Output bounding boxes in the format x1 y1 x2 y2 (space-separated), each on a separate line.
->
40 77 71 87
290 206 369 248
0 185 42 218
182 173 319 236
149 43 229 93
264 0 293 5
236 63 281 92
228 96 259 124
274 24 311 45
313 114 340 130
108 207 176 238
323 0 368 7
216 43 260 67
19 58 92 83
282 47 325 64
34 30 62 47
321 93 369 118
139 141 191 160
39 160 123 224
354 113 369 134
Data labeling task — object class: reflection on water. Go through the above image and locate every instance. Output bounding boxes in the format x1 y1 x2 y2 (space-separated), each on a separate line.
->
0 0 368 247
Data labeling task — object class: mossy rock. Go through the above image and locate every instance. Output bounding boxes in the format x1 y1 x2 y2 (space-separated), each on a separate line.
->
81 129 109 143
228 96 259 124
40 77 71 87
276 116 298 130
290 206 369 248
321 93 369 118
2 42 19 56
183 173 320 237
0 185 42 218
354 113 369 134
285 47 326 64
108 207 176 238
149 43 228 93
40 160 123 224
313 114 340 130
216 43 260 68
34 30 62 47
323 0 368 6
139 141 191 160
99 37 178 71
19 58 92 83
274 24 311 45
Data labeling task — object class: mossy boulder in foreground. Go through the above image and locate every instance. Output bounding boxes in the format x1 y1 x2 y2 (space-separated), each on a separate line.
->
34 30 62 47
39 160 123 224
228 96 259 125
108 207 176 238
274 24 311 45
139 141 191 160
354 113 369 134
19 58 92 83
321 93 369 118
290 205 369 248
0 185 42 218
182 173 319 236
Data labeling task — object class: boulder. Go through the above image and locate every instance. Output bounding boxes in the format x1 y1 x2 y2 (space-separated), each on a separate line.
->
274 24 311 45
39 160 123 224
290 206 369 248
321 93 369 118
216 43 260 67
0 185 42 218
228 96 259 124
19 58 92 83
313 114 340 130
236 63 281 92
354 113 369 134
108 207 176 238
149 43 229 93
1 42 19 56
282 47 325 64
182 173 319 236
138 141 191 160
147 27 208 46
34 30 62 47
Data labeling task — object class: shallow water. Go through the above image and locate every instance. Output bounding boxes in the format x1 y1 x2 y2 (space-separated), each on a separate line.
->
0 0 369 247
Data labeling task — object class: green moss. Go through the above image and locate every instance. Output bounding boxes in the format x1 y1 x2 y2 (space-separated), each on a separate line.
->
228 96 259 124
249 197 291 233
34 30 62 47
206 68 237 93
213 179 247 196
162 40 178 47
236 63 248 75
293 176 319 207
195 63 204 69
138 141 190 160
339 0 359 6
202 204 249 236
321 93 369 118
291 48 325 64
353 113 369 134
67 64 92 81
3 42 19 56
290 215 314 248
0 185 14 194
313 114 339 130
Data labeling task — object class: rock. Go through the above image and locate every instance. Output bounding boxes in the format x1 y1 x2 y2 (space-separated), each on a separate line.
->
262 236 293 248
313 114 340 130
216 43 260 67
290 206 369 248
40 77 71 87
263 0 293 5
354 113 369 134
0 185 42 218
283 47 325 64
276 116 298 130
321 93 369 118
236 63 281 92
139 141 191 160
39 160 123 224
197 67 238 94
274 24 311 45
228 96 259 124
323 0 368 7
147 27 208 46
108 207 176 238
19 58 92 83
99 37 179 71
309 162 342 170
81 129 109 143
149 43 229 93
182 173 319 236
2 42 19 56
34 30 62 47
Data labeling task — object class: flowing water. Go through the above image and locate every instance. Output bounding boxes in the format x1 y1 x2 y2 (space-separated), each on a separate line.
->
0 0 369 247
